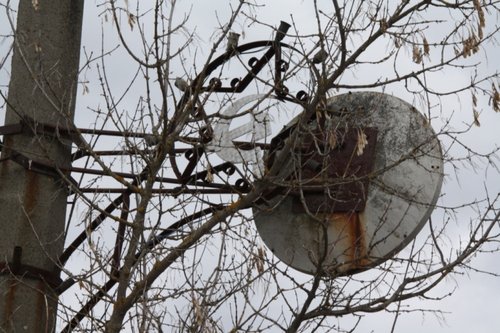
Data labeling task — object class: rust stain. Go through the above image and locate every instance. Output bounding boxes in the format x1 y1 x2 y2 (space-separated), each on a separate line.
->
24 170 39 214
324 212 368 272
347 212 368 270
291 127 378 214
3 279 17 330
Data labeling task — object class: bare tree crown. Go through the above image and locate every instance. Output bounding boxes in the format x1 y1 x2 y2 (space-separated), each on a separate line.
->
0 1 499 332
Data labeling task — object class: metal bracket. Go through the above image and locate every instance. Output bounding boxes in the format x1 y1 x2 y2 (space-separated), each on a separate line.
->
0 123 24 136
266 120 378 213
292 126 378 213
0 246 62 289
3 149 78 189
0 117 126 150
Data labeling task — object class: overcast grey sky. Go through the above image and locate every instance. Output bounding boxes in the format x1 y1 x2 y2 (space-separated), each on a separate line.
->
1 1 499 332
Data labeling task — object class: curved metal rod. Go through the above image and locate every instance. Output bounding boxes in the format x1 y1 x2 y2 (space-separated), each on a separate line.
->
61 41 301 268
59 167 148 266
60 277 116 333
59 206 221 332
169 40 303 182
190 40 301 95
58 191 130 266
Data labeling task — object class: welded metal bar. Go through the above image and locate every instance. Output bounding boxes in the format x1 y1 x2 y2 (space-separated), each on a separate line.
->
111 193 130 276
76 187 248 194
69 166 236 191
59 206 221 332
58 192 129 265
0 123 23 136
72 141 271 161
60 276 116 333
0 247 62 289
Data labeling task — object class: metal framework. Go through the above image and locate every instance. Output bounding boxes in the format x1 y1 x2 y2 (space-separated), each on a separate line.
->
0 20 374 332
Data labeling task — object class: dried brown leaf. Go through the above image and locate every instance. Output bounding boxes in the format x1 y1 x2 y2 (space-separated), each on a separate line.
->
473 0 486 29
205 167 214 183
254 247 265 274
82 83 89 95
356 129 368 156
412 45 422 64
328 131 338 149
493 84 499 112
423 37 430 56
473 109 480 127
128 13 136 31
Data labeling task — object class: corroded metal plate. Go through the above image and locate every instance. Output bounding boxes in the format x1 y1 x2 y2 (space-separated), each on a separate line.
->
253 92 444 276
289 126 378 213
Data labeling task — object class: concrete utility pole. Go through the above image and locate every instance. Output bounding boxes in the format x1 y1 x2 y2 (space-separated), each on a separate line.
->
0 1 83 332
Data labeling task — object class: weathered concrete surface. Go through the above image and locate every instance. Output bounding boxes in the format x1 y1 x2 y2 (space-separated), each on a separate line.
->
254 92 443 276
0 1 83 331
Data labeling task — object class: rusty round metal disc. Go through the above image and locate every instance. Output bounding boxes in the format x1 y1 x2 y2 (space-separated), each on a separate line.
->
253 92 444 276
